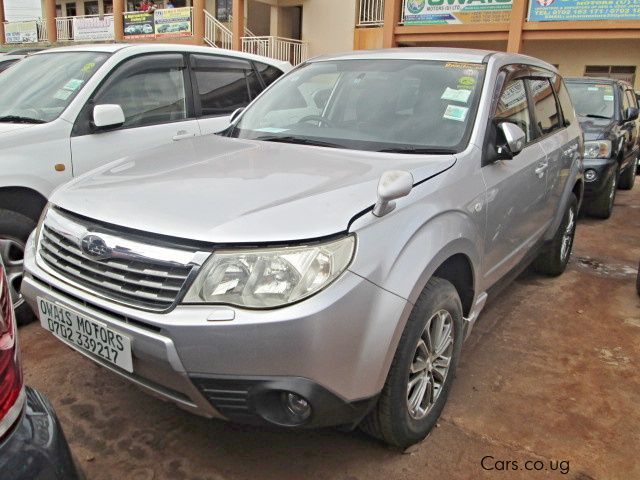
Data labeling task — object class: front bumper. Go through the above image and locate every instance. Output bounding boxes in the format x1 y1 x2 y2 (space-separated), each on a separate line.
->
0 387 80 480
583 157 618 198
22 232 409 428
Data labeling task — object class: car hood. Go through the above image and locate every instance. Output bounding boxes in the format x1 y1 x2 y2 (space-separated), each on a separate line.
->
577 116 616 141
51 135 456 244
0 122 38 135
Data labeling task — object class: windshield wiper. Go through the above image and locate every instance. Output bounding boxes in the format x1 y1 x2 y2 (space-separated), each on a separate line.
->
580 114 611 120
377 147 457 155
255 135 341 149
0 115 45 124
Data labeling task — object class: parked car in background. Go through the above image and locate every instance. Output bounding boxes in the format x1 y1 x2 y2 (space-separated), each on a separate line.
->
0 43 290 319
565 77 639 218
0 257 80 479
23 48 583 448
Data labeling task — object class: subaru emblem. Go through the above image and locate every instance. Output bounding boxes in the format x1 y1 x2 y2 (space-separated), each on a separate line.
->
81 234 112 260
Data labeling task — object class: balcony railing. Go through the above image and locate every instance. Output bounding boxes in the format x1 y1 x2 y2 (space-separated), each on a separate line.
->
241 36 308 65
55 16 74 41
358 0 385 26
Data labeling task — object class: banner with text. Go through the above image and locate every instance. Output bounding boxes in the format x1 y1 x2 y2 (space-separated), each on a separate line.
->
404 0 513 24
529 0 640 22
123 12 155 39
73 15 115 41
154 7 192 37
4 21 38 43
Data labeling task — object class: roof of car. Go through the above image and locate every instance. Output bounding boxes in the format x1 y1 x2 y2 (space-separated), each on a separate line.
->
310 47 557 71
31 43 291 70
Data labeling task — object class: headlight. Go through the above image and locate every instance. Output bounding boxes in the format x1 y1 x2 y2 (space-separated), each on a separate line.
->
184 236 355 308
584 140 612 159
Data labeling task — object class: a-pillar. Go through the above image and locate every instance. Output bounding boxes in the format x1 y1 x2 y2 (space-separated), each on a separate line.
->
232 0 245 51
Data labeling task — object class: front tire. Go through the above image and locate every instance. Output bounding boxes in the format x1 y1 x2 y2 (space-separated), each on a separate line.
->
586 169 617 219
532 193 578 276
0 209 36 324
360 277 463 448
619 157 637 190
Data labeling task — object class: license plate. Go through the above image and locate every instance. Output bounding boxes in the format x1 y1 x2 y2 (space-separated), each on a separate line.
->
37 297 133 373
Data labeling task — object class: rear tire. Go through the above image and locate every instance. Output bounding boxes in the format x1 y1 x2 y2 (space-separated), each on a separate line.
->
0 209 36 324
586 170 617 219
619 157 637 190
533 193 578 277
359 277 463 448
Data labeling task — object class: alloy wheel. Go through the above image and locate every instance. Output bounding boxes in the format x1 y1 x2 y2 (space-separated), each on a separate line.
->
407 309 454 420
0 237 25 309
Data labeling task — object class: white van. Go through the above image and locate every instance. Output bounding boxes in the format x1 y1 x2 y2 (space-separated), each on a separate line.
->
0 43 290 314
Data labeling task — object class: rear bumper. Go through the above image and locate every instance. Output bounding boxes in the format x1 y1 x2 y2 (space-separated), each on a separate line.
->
21 231 410 428
0 387 80 480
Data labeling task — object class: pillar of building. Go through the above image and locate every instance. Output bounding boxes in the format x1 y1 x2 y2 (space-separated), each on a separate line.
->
232 0 245 51
507 0 527 53
113 0 124 41
382 0 401 48
0 0 5 46
192 0 205 45
44 0 57 44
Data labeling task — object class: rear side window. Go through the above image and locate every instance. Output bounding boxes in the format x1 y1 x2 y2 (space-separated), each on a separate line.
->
255 62 284 88
624 89 636 112
495 79 533 142
527 78 561 136
191 55 254 117
553 77 577 127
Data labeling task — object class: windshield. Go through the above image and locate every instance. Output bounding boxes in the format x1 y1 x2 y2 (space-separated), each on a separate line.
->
229 59 486 153
0 52 109 123
566 82 615 119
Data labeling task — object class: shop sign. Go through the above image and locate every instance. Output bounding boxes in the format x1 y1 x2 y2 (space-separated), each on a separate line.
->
404 0 513 25
529 0 640 22
154 7 192 37
123 12 155 39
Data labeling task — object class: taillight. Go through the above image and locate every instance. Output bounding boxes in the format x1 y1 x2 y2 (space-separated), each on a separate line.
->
0 263 23 439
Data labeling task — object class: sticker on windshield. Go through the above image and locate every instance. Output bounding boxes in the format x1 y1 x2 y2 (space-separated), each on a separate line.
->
457 76 477 90
81 62 96 73
441 87 471 104
54 89 73 101
588 87 600 91
63 79 84 91
444 62 483 71
443 105 469 122
604 95 614 102
255 127 289 134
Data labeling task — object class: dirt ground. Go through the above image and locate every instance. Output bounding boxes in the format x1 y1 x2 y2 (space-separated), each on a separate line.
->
19 187 640 480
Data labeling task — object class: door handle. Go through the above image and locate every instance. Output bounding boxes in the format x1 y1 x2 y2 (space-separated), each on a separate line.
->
534 162 548 178
172 130 197 141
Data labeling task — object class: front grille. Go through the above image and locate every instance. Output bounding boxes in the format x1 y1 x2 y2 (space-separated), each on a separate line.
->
38 210 204 312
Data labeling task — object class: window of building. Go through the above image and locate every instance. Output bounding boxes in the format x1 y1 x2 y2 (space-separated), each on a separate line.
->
65 2 77 16
494 79 533 142
216 0 233 21
527 78 561 136
103 0 113 13
585 65 636 86
84 1 99 15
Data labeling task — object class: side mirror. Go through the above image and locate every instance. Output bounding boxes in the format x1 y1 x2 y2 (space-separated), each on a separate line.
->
624 107 639 121
497 122 526 158
230 107 244 124
93 104 125 129
373 170 414 217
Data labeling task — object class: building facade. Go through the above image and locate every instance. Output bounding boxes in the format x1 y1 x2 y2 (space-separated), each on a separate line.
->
1 0 640 89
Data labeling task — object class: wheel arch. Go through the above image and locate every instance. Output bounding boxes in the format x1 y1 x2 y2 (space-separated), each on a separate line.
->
0 186 48 222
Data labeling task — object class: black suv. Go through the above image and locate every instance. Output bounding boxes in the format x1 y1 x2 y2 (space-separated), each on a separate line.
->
566 78 639 218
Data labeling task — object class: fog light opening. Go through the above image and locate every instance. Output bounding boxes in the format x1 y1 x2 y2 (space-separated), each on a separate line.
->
585 169 598 182
282 392 312 423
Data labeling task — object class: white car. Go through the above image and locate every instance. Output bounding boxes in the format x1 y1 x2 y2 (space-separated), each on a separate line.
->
0 43 290 316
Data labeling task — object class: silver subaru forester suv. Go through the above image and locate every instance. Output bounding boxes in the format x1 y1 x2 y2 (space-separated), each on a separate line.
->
22 48 583 448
